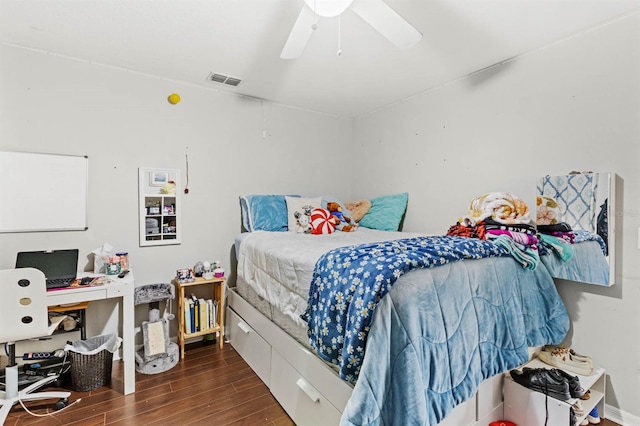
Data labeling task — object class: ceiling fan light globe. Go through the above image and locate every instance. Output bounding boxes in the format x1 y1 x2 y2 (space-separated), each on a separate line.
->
303 0 353 17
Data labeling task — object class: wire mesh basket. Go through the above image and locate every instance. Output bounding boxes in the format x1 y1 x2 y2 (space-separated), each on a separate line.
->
68 348 113 391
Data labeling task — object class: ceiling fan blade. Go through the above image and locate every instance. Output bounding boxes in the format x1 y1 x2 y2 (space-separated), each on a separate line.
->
281 5 318 59
350 0 422 50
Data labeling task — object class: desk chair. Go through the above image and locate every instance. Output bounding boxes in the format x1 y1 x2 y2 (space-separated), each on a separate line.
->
0 268 71 424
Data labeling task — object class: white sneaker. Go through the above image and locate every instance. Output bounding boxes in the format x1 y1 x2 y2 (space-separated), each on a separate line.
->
538 347 594 375
572 400 585 417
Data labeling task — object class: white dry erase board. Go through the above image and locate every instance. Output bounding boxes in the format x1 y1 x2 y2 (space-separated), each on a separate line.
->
0 151 88 232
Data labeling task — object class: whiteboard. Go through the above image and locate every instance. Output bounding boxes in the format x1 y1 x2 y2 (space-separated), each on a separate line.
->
0 151 88 232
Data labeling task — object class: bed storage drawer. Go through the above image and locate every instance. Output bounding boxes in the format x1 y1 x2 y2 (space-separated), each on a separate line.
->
226 307 271 386
270 349 342 426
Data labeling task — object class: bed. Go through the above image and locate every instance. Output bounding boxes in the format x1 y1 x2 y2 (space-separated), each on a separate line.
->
225 194 575 425
225 193 584 426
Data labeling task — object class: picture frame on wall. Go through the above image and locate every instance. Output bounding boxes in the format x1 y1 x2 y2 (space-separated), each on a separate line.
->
150 171 169 186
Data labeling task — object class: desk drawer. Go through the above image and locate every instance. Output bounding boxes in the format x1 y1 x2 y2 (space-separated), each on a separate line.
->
226 307 271 386
270 349 342 426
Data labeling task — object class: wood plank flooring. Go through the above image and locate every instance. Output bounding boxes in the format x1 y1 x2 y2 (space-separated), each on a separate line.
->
5 342 621 425
5 342 294 425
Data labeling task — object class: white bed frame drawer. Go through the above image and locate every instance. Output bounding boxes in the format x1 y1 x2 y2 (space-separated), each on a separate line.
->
226 308 271 386
270 349 342 426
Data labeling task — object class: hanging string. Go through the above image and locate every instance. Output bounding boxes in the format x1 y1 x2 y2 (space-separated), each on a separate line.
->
184 147 190 194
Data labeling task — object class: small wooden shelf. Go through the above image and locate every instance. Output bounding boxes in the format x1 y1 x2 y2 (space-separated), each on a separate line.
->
174 276 226 359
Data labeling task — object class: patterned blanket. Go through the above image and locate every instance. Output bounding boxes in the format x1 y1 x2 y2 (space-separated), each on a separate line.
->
302 235 509 382
340 256 570 425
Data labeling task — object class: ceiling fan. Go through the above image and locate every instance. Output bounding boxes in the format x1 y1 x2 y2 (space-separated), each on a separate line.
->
280 0 422 59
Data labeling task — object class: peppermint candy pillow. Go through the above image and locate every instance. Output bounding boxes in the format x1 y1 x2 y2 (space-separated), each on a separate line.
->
311 208 336 235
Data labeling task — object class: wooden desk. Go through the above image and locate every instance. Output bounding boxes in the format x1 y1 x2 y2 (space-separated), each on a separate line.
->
46 272 135 395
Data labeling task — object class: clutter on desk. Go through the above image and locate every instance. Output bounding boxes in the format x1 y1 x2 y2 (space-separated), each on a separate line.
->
106 255 122 275
63 276 107 290
116 252 129 270
92 243 113 273
92 243 131 275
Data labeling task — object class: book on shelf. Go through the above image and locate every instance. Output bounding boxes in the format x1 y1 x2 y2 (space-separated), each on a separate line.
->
210 300 219 327
184 296 219 333
184 297 194 334
198 298 208 330
191 293 200 331
189 298 196 333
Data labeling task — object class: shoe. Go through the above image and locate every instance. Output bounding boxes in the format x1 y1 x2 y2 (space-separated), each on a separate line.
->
571 400 585 417
523 367 586 398
538 346 594 376
510 367 571 400
580 389 591 400
580 419 589 426
550 368 587 398
542 346 592 363
570 407 577 426
587 406 601 424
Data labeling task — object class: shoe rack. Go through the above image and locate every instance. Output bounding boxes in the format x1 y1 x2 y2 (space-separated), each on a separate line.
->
503 358 605 426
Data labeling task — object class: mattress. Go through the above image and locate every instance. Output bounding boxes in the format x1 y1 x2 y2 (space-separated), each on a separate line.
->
235 228 431 349
236 228 430 329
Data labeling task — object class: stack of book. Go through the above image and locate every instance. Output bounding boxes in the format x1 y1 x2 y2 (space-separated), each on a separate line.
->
184 294 219 334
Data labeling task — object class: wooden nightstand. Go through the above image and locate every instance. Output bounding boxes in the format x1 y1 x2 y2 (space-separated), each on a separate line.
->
174 276 226 359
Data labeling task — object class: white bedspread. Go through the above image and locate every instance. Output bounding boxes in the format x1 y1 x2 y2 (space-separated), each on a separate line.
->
237 228 429 327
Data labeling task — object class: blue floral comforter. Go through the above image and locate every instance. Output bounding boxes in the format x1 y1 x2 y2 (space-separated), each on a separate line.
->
302 235 508 382
301 235 570 425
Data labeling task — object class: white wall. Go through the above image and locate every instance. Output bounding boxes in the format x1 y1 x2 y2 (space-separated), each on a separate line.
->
352 11 640 423
0 43 353 344
2 9 639 424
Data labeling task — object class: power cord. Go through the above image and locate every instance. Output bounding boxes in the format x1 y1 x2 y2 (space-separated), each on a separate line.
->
18 396 82 418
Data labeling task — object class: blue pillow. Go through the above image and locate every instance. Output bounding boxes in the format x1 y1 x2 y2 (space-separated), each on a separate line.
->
358 193 408 231
240 194 299 232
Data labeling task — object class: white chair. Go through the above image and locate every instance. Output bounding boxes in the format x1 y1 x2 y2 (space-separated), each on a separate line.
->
0 268 71 423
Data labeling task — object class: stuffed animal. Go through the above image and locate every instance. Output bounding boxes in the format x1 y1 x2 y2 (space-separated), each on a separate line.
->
326 201 357 232
293 205 314 234
345 199 372 222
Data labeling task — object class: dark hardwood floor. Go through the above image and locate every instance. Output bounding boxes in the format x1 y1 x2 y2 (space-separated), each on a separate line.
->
5 342 622 426
6 342 294 425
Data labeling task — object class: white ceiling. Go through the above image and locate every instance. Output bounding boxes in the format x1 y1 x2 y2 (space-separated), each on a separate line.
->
1 0 639 119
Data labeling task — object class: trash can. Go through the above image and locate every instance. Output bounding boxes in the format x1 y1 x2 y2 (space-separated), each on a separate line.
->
64 333 122 391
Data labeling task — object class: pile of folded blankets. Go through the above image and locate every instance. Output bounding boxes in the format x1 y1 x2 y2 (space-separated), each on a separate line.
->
447 192 539 269
510 346 601 425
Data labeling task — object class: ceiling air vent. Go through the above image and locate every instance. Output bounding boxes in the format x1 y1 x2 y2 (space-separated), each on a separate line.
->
206 72 242 87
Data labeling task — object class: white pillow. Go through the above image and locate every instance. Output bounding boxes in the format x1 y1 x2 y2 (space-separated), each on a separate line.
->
285 196 322 233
